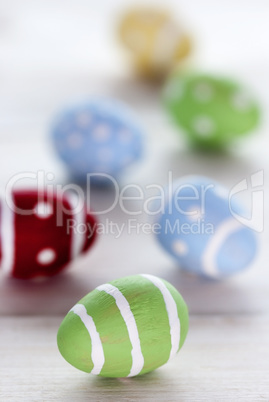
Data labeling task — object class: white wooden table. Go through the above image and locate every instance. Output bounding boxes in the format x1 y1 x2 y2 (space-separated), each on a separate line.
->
0 1 269 400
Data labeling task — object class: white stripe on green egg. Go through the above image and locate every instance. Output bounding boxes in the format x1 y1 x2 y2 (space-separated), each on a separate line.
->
96 283 144 377
140 274 181 361
70 304 105 375
57 274 189 377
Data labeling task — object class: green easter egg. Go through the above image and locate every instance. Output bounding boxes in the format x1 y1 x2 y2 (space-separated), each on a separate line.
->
163 73 260 149
57 274 189 377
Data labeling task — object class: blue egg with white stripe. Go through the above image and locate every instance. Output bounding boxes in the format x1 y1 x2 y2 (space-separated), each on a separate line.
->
154 176 258 278
51 99 144 182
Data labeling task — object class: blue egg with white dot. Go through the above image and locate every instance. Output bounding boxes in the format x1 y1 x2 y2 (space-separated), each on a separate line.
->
154 175 258 279
51 99 144 182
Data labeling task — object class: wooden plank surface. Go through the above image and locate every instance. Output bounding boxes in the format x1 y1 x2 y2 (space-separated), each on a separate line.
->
1 315 268 401
0 1 269 401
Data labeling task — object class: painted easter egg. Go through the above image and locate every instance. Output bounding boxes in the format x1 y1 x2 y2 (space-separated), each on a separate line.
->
154 176 258 278
52 99 144 183
119 8 191 79
0 189 97 279
164 73 260 149
57 274 189 377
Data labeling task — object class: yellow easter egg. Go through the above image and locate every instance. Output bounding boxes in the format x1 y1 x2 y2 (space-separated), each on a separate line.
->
119 8 191 79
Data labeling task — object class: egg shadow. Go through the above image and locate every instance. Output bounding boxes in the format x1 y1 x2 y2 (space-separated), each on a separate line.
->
160 264 261 314
0 266 98 315
108 76 163 111
82 369 174 399
152 146 262 186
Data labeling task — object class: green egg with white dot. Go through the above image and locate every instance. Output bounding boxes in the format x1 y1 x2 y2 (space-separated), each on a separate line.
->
57 274 189 377
164 73 260 149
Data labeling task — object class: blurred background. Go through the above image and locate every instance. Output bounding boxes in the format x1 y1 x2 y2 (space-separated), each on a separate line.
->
0 0 268 315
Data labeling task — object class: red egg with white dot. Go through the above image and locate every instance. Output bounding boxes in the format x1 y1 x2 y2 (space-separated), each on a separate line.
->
0 190 97 279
